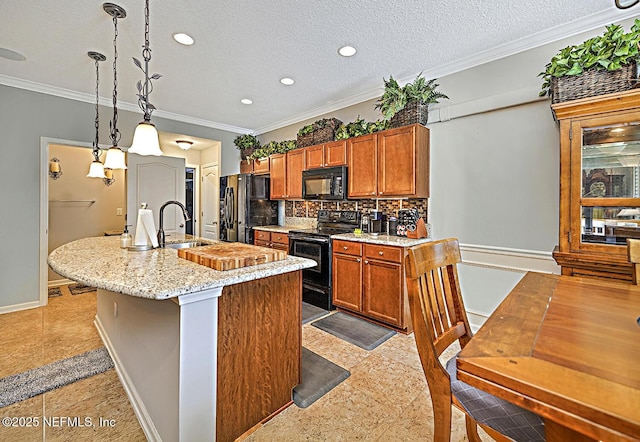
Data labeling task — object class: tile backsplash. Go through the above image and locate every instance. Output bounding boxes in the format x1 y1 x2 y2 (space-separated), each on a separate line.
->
284 198 428 222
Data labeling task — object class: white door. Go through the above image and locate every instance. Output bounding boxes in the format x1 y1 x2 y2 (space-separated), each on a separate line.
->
127 154 186 240
201 163 219 240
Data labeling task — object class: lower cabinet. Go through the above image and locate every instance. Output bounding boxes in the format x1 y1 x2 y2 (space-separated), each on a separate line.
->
332 239 410 331
254 229 289 252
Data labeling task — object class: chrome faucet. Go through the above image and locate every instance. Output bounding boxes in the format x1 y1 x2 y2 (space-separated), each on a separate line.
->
157 200 191 248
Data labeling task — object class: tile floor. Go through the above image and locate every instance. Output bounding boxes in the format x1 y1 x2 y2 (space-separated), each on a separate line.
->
0 285 490 441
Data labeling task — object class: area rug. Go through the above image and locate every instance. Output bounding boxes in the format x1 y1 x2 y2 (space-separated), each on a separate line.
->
0 347 114 408
302 302 329 324
293 347 350 408
48 286 62 298
68 283 96 295
312 312 396 351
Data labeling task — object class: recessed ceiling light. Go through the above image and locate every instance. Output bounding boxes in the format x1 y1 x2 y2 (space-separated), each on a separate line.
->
338 45 357 57
241 98 253 105
173 33 194 46
176 140 193 150
0 48 26 61
280 77 295 86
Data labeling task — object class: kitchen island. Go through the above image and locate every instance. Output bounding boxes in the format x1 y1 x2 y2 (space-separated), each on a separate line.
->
48 236 316 442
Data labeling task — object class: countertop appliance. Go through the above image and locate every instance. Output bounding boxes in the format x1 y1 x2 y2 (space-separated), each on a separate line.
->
368 210 386 235
220 174 278 243
302 166 347 200
288 210 361 310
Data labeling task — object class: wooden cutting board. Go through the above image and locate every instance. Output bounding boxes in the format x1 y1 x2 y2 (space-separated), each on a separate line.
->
177 243 287 271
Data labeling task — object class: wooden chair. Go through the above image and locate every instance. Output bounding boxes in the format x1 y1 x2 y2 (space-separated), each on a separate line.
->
405 238 545 442
627 238 640 284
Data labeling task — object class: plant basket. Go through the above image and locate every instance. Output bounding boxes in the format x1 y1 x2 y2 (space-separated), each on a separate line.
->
551 61 639 103
312 118 342 144
389 101 429 128
240 147 255 161
297 132 315 148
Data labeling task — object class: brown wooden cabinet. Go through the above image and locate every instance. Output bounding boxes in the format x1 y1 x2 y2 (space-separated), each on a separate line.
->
347 124 429 198
269 149 305 200
552 90 640 282
332 239 411 331
305 140 348 169
254 229 289 252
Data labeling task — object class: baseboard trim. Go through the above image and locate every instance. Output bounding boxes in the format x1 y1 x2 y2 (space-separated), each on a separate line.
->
459 243 560 274
466 309 490 334
0 300 41 315
94 315 161 442
48 279 74 287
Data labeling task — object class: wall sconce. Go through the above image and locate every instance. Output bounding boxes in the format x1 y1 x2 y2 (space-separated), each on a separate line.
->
103 168 116 186
176 140 193 150
49 158 62 180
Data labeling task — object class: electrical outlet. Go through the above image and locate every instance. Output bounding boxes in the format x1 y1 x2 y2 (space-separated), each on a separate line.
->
116 208 123 216
113 301 118 317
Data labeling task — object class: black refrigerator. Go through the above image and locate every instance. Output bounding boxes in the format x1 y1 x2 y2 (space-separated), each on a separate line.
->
219 174 278 243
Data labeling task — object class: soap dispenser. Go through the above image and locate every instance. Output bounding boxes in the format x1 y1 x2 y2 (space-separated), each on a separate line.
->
120 224 132 249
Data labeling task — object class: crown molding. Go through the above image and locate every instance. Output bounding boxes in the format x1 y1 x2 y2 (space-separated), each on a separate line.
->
0 74 252 135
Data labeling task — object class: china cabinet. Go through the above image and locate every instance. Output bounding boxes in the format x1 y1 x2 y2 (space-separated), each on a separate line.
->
552 90 640 281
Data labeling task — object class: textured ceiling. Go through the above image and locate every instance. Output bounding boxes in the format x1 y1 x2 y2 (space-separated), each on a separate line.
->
0 1 638 135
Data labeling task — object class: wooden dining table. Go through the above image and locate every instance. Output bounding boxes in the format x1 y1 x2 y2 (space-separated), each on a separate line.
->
457 272 640 441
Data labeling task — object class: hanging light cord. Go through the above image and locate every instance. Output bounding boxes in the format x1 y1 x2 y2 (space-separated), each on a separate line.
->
92 57 101 162
134 0 161 122
615 0 639 8
109 13 121 147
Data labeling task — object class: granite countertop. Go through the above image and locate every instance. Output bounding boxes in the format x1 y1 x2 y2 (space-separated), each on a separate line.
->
48 236 316 300
252 225 308 233
331 233 432 247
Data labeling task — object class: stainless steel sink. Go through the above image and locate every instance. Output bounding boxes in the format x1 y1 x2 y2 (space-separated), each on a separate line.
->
165 241 202 250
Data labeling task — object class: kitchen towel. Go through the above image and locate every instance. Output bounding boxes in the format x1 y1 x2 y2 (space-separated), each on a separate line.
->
134 208 159 248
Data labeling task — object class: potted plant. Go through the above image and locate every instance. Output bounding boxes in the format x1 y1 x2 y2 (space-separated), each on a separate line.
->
539 19 640 103
335 117 389 140
234 134 261 160
296 118 342 147
375 73 448 128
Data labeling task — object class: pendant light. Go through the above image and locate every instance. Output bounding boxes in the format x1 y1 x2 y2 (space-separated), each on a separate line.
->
128 0 163 156
103 3 128 170
87 51 107 179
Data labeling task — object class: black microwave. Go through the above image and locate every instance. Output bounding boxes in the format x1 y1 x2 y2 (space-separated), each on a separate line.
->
302 166 347 200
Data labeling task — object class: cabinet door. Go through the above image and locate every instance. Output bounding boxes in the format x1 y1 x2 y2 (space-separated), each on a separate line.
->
325 140 347 167
377 125 418 197
348 134 377 198
269 154 286 199
363 258 403 327
286 149 305 199
305 144 324 169
253 158 270 174
332 253 363 312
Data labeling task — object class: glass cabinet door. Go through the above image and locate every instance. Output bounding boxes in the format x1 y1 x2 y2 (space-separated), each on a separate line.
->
579 120 640 248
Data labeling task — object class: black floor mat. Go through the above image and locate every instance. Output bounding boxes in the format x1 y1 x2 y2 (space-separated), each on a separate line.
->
312 312 396 350
293 348 350 408
302 302 328 324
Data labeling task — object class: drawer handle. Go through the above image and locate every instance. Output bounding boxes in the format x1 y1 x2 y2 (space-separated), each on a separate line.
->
356 258 361 263
343 246 348 250
364 260 369 264
378 251 384 256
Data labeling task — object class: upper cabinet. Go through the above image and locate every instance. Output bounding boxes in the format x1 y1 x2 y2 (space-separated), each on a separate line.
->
305 140 348 170
270 149 305 200
348 124 430 199
552 90 640 282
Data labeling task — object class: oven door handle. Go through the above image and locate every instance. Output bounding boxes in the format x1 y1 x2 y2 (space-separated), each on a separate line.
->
288 235 330 244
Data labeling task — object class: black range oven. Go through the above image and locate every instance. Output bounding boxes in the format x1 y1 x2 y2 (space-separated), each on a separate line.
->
288 210 360 311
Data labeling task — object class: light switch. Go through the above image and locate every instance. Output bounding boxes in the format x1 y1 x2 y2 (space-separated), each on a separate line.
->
116 208 123 216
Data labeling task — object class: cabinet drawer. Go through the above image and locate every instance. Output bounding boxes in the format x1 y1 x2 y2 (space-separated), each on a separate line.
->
255 230 270 242
333 240 362 256
364 244 402 263
271 233 288 245
255 239 270 248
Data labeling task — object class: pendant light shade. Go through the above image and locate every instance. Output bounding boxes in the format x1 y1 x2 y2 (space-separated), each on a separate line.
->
87 160 107 178
129 121 163 156
104 146 127 169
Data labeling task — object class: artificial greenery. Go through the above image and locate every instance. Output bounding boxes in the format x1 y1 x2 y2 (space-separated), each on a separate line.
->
539 19 640 97
375 73 448 120
335 117 389 140
233 134 261 150
297 118 341 137
247 139 298 160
